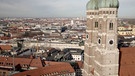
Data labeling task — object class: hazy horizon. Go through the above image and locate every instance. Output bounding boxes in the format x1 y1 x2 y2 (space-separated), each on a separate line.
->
0 0 135 18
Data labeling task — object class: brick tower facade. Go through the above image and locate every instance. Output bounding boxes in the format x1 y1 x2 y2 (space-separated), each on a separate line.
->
83 0 119 76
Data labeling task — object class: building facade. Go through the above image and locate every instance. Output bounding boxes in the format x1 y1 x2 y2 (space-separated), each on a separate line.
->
83 0 119 76
118 25 135 36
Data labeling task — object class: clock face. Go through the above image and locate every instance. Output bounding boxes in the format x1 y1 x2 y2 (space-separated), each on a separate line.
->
109 40 113 45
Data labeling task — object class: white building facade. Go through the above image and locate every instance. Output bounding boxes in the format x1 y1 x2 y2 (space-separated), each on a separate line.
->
83 0 119 76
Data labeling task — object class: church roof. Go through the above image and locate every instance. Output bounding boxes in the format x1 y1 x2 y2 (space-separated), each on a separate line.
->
86 0 119 10
100 0 119 8
86 0 99 10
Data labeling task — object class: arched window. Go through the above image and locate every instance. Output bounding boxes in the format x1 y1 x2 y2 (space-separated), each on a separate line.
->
86 34 89 39
109 23 113 30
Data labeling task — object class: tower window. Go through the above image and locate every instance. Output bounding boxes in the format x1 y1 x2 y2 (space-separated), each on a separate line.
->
103 11 105 14
110 11 112 14
95 22 98 28
86 34 89 39
98 38 101 44
109 40 113 45
106 11 108 14
109 23 113 30
113 11 115 14
95 12 97 15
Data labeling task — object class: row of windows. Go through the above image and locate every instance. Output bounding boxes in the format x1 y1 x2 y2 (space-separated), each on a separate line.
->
73 58 80 60
94 22 114 30
0 71 6 76
0 62 13 66
0 62 3 65
23 64 29 67
100 11 116 14
0 62 29 68
87 11 117 15
87 12 99 15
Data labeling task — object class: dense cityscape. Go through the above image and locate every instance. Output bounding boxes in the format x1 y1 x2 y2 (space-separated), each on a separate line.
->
0 17 135 76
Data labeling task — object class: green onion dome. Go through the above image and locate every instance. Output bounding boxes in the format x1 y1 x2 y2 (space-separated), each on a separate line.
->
86 0 99 10
86 0 119 10
100 0 119 8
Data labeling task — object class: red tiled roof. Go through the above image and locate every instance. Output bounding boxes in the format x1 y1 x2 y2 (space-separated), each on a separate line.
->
13 62 75 76
0 45 12 51
0 37 13 40
0 57 43 68
119 65 135 76
119 47 135 76
76 61 83 69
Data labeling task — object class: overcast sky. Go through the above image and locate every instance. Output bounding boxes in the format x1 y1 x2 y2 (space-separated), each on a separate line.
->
0 0 135 18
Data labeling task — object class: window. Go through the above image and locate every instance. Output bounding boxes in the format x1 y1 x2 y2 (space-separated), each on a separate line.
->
106 11 108 14
3 72 6 76
113 11 115 14
109 40 113 45
86 34 89 39
0 72 1 76
92 12 94 15
90 12 91 15
103 11 105 14
98 38 101 44
110 11 112 14
95 22 98 28
109 23 113 30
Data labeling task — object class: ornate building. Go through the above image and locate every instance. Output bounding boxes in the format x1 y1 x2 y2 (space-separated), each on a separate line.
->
83 0 119 76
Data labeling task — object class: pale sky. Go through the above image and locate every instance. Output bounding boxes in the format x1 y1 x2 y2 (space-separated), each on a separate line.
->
0 0 135 18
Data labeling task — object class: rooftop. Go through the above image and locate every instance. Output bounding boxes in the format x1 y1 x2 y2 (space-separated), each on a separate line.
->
13 62 75 76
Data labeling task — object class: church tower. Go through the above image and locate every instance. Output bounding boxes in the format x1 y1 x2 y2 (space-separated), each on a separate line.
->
83 0 119 76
